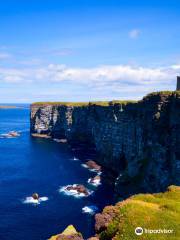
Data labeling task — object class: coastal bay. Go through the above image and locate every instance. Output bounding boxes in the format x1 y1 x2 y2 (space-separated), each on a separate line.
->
0 106 114 240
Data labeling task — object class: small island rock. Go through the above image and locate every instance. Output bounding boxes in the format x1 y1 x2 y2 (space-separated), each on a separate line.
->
85 160 101 171
66 184 89 196
32 193 39 200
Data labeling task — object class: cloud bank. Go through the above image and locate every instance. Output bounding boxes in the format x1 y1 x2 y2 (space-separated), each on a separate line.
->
0 63 179 100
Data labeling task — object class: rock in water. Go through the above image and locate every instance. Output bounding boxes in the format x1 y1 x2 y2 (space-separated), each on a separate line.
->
59 184 92 198
32 193 39 200
85 160 101 171
66 184 89 196
88 175 101 186
5 131 20 138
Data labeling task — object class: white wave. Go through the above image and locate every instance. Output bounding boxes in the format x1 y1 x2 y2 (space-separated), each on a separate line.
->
81 163 89 168
0 133 13 139
23 196 48 205
82 205 99 215
70 157 79 161
53 139 61 143
0 131 20 138
59 185 93 198
88 177 101 187
39 196 48 201
81 164 102 174
89 168 100 173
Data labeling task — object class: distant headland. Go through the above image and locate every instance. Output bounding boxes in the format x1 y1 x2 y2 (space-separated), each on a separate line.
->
0 105 24 109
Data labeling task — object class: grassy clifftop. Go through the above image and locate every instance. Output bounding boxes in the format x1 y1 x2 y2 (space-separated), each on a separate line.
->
32 100 137 107
95 185 180 240
32 91 179 107
143 90 180 99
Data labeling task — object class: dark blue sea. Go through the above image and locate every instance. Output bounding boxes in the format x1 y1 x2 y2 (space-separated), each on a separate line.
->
0 105 114 240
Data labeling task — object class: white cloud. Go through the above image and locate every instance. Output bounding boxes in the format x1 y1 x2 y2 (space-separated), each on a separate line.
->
129 29 140 39
35 64 173 86
0 63 178 99
171 64 180 70
0 67 30 83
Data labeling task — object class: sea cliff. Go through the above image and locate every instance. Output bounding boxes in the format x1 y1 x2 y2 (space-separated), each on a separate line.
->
30 91 180 195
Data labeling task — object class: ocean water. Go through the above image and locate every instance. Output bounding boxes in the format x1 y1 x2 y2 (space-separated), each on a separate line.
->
0 106 114 240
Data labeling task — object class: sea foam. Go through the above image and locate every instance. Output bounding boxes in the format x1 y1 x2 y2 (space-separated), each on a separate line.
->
70 157 79 161
81 163 102 174
82 205 99 215
0 133 13 139
23 196 48 205
88 177 101 187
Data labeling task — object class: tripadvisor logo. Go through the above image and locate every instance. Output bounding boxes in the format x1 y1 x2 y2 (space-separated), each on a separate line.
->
135 227 174 236
135 227 143 235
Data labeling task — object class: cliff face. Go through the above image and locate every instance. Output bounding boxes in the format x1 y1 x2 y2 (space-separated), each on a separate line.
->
30 92 180 195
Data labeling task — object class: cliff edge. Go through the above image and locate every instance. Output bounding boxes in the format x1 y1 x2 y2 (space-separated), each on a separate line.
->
30 91 180 195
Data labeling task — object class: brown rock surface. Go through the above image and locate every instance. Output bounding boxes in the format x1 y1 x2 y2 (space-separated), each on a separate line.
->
95 205 119 233
66 184 89 196
85 160 101 171
32 193 39 200
31 133 51 138
89 175 101 184
87 237 99 240
56 233 83 240
8 131 20 137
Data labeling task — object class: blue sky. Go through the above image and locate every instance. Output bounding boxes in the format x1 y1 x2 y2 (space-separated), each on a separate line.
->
0 0 180 103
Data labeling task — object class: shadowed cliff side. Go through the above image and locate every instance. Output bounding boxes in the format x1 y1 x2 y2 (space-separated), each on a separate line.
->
30 91 180 196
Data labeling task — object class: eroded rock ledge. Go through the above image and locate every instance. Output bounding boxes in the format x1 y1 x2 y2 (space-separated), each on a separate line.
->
30 91 180 195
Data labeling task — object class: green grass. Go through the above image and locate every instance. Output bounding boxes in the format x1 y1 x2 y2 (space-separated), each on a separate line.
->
32 90 179 107
98 185 180 240
32 100 137 107
48 225 82 240
143 91 180 99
